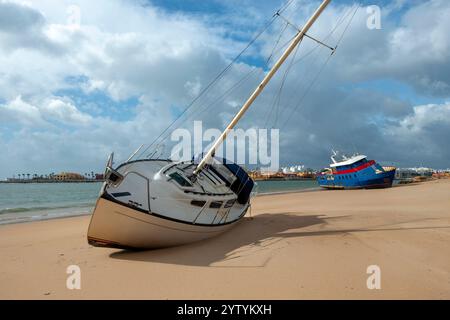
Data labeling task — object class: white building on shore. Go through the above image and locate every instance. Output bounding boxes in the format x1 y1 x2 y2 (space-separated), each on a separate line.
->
281 165 305 174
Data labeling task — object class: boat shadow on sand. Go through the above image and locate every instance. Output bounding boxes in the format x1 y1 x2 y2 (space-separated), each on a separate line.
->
109 212 327 267
109 212 450 267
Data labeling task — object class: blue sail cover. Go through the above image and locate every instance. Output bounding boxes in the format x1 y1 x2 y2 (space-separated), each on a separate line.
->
223 162 254 204
206 157 254 205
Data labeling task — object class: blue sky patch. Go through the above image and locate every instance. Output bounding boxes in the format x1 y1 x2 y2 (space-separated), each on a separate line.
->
54 76 140 121
345 79 447 106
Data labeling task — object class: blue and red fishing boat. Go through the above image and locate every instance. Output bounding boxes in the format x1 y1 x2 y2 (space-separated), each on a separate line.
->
317 151 396 189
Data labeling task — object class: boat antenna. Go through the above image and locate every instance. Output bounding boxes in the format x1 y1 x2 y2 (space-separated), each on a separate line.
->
331 149 338 164
193 0 332 175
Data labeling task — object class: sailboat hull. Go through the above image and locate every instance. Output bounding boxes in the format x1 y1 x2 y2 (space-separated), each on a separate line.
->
87 197 246 249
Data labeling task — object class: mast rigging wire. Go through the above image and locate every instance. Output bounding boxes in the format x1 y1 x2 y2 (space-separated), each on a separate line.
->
136 0 297 160
280 4 360 128
263 4 357 129
135 1 359 162
264 39 301 128
188 20 293 135
144 10 297 157
273 4 357 124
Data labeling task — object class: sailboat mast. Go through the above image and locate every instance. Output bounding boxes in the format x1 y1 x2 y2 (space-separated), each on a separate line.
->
193 0 331 175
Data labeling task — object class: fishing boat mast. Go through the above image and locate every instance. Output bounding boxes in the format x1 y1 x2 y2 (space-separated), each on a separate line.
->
193 0 332 175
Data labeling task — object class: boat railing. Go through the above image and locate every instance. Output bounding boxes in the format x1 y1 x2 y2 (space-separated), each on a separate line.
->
192 202 209 224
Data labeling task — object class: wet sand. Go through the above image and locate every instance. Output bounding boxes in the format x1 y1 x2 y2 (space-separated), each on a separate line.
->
0 179 449 299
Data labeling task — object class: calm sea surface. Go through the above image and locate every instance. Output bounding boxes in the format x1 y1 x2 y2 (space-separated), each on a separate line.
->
0 183 102 225
0 180 319 224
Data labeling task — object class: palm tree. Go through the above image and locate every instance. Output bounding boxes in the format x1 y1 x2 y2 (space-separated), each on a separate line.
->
18 174 21 180
27 173 30 180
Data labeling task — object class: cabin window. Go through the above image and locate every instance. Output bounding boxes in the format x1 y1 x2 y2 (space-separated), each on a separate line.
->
224 199 235 208
169 172 192 187
209 201 223 209
191 200 206 207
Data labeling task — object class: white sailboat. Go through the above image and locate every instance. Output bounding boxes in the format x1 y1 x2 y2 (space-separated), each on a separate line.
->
87 0 332 249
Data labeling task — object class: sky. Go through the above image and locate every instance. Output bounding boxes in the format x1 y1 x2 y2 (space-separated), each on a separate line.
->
0 0 450 178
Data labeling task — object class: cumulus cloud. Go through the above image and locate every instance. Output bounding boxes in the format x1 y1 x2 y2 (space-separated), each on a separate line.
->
42 99 93 125
0 96 45 126
394 103 450 134
327 0 450 96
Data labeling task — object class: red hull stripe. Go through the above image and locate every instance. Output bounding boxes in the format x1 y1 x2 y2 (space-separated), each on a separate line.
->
334 160 376 175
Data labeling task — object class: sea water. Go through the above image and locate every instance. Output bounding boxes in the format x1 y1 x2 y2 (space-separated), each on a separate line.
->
253 179 319 194
0 183 102 225
0 180 319 224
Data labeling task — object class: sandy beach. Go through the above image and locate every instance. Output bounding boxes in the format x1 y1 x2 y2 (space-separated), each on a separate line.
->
0 179 449 299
